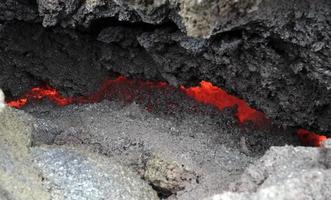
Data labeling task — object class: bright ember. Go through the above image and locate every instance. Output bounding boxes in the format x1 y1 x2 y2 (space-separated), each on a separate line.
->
297 129 327 147
6 76 168 109
6 76 327 147
181 81 266 124
6 86 72 108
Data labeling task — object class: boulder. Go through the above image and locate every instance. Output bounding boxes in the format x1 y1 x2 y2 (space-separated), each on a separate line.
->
204 143 331 200
0 106 51 200
31 146 159 200
0 100 159 200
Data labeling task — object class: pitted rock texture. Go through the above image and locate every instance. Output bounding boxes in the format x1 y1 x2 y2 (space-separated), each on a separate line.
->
0 107 51 200
0 0 39 22
203 144 331 200
36 0 173 28
0 105 159 200
0 21 160 97
0 0 331 134
32 146 159 200
23 95 299 200
144 155 196 195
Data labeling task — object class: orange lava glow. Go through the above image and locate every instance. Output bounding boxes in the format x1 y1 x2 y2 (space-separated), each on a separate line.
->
7 86 73 108
181 81 266 124
6 76 168 108
6 76 328 146
297 129 327 147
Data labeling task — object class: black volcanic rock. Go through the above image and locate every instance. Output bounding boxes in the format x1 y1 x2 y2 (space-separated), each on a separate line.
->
0 0 331 134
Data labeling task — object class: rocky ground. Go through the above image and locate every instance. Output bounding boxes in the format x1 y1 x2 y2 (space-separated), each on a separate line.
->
0 0 331 135
0 104 158 200
0 87 330 200
205 143 331 200
0 1 331 199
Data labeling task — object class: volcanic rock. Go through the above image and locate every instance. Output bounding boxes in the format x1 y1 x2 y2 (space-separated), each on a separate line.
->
23 97 299 200
0 106 50 200
204 144 331 200
0 89 5 111
0 0 39 22
31 146 159 200
0 104 159 200
144 155 196 195
0 0 331 134
319 139 331 168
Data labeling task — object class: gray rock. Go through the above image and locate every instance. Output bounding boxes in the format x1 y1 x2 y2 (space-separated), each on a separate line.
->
25 99 298 200
36 0 168 28
0 89 4 111
0 0 39 22
31 146 159 200
0 104 159 200
204 145 331 200
178 0 262 38
0 106 51 200
144 155 196 194
319 139 331 168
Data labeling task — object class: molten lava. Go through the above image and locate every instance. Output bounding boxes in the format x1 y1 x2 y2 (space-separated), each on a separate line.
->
7 86 72 108
6 76 328 146
6 76 168 108
297 129 327 147
181 81 266 124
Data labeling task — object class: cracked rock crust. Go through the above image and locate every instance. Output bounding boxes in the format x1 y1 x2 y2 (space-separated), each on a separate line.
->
0 0 331 134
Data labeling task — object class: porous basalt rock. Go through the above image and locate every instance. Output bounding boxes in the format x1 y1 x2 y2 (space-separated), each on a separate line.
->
36 0 170 28
0 21 160 97
32 146 160 200
203 144 331 200
179 0 263 38
0 0 39 22
144 155 196 195
0 0 331 134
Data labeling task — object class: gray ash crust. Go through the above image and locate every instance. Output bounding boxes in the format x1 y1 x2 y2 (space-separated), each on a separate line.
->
203 144 331 200
0 91 329 200
23 86 301 199
0 0 331 134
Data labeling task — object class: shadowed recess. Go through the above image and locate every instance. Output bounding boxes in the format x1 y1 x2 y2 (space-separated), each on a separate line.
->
6 76 328 147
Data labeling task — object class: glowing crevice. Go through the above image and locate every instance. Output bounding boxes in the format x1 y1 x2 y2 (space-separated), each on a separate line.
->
180 81 266 124
6 76 327 147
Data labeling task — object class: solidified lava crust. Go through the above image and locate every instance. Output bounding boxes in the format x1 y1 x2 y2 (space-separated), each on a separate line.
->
0 0 331 135
6 76 327 147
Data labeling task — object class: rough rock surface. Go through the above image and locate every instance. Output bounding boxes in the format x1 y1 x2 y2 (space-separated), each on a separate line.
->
0 0 331 134
204 143 331 200
144 155 196 195
0 89 5 111
0 106 50 200
27 101 256 200
0 102 159 200
0 21 109 97
0 0 39 22
23 85 300 200
0 21 161 97
32 146 159 200
0 86 329 199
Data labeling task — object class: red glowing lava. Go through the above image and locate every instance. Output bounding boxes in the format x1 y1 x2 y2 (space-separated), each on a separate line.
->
181 81 266 124
6 76 328 146
6 86 73 108
297 129 327 147
6 76 169 109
